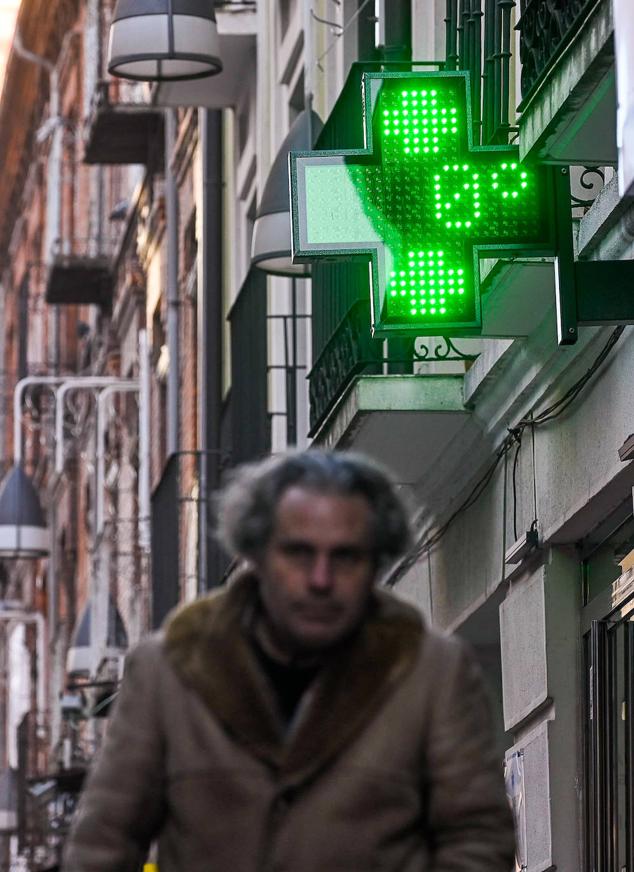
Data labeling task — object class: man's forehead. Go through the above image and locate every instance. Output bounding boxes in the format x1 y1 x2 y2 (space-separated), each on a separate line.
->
273 485 373 529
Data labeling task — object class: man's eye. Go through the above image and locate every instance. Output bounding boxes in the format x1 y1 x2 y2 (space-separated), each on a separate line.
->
331 548 368 566
281 543 314 561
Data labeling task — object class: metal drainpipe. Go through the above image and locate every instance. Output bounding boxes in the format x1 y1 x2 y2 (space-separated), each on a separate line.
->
12 31 62 373
165 109 180 457
84 0 104 257
198 109 222 592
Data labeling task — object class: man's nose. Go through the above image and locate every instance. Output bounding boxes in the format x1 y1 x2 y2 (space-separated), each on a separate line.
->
307 552 334 591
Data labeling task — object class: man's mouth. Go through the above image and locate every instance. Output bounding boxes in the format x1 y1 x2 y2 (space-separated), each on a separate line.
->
295 603 342 622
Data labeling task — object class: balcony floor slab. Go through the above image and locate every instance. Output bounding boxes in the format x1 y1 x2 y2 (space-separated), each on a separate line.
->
311 374 469 485
519 0 616 166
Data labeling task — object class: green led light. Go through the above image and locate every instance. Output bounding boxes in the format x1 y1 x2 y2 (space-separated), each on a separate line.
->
292 71 554 335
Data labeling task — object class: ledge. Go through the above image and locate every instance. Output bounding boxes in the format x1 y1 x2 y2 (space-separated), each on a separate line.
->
518 0 616 165
311 374 470 485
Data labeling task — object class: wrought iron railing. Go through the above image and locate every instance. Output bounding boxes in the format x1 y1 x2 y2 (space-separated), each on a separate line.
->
51 235 116 261
308 300 478 433
89 79 152 112
445 0 517 145
516 0 597 105
309 300 383 433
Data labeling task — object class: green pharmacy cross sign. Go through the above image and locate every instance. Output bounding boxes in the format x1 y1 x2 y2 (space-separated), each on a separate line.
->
289 71 557 337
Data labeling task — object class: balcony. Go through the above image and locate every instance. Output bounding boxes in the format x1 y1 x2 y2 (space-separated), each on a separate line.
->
309 297 383 434
45 238 114 306
83 80 164 166
517 0 616 165
309 296 478 487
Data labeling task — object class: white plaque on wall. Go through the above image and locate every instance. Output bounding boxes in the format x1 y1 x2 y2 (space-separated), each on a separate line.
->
614 0 634 196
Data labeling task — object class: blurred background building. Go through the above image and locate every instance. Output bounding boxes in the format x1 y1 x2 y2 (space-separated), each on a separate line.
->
0 0 630 869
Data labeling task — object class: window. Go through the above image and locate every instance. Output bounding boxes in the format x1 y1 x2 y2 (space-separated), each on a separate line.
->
584 611 634 870
582 508 634 870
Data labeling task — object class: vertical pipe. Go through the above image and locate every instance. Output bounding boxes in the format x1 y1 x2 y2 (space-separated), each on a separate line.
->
303 0 314 112
499 0 516 141
590 620 608 869
289 281 298 446
483 0 495 142
96 393 106 537
47 486 57 652
138 330 151 553
457 0 465 68
198 109 223 591
492 0 503 136
471 0 483 144
46 69 63 373
445 0 459 71
165 109 180 457
626 622 634 872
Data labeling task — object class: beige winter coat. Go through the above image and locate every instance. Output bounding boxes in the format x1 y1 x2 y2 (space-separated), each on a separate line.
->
63 574 515 871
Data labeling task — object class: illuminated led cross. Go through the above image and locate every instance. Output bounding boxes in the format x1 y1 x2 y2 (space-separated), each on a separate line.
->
290 72 556 336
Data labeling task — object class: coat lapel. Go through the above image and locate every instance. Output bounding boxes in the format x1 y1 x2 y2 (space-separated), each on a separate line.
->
164 574 423 782
282 592 422 783
165 576 286 769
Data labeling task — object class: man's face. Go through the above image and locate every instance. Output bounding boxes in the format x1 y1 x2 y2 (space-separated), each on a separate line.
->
254 486 377 654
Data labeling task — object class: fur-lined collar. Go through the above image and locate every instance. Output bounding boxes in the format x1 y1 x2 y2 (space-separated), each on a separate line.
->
164 572 423 785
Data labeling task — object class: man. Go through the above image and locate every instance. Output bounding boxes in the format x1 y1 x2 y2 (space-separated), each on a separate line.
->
64 449 515 871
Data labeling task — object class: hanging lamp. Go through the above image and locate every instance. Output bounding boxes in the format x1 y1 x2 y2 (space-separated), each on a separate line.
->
66 596 129 679
251 108 323 276
107 0 223 82
0 464 49 559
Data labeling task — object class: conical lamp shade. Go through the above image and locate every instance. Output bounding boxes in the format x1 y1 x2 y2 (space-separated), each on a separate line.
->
252 109 323 277
0 464 49 558
0 768 17 832
66 596 129 679
108 0 222 82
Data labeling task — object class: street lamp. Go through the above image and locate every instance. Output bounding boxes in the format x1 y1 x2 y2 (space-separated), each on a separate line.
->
0 376 67 559
0 465 49 559
107 0 223 82
66 595 129 680
251 108 323 277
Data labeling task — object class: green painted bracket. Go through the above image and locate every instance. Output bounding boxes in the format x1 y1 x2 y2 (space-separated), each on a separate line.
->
576 261 634 324
552 169 634 343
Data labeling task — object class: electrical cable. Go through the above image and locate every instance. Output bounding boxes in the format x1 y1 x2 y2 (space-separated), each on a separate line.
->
530 414 538 526
388 325 626 586
315 0 374 71
512 435 521 541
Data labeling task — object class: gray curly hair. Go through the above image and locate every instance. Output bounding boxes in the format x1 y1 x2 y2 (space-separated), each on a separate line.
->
216 449 411 570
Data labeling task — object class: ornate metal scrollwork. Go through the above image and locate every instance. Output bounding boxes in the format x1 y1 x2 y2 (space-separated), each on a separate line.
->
413 336 479 361
569 166 606 213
